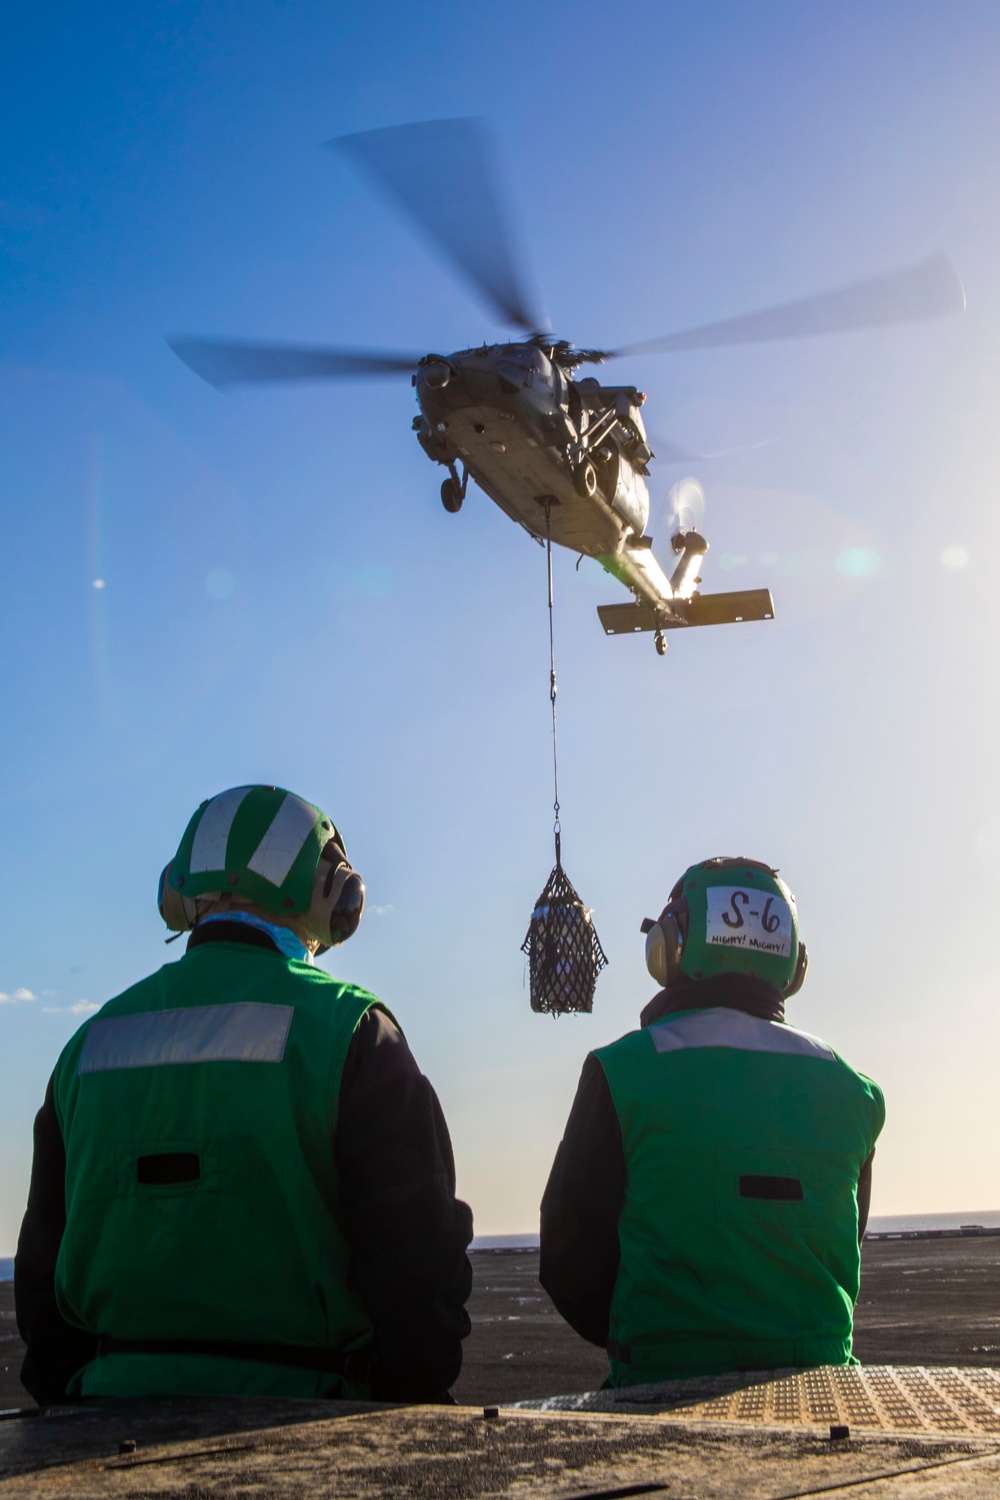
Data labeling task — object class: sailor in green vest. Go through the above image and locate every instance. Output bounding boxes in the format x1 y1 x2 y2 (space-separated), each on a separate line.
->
540 856 884 1387
16 785 473 1405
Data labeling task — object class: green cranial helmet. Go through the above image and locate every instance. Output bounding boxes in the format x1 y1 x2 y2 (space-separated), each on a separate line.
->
158 785 365 950
655 856 807 995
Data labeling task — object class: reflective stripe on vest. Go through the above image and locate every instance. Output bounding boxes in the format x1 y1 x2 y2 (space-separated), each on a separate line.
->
78 1003 293 1073
648 1007 836 1061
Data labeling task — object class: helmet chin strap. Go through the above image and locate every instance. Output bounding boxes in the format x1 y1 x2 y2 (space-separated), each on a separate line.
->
198 910 314 964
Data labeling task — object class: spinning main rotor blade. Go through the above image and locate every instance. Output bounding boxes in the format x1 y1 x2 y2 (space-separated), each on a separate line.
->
647 435 702 464
168 338 422 388
647 432 778 465
616 255 965 357
332 118 544 332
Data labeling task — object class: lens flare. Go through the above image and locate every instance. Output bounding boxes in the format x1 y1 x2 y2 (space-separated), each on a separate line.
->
86 438 112 714
835 547 881 580
205 567 236 600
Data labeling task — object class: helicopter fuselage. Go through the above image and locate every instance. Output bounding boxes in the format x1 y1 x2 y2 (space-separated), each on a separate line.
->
412 338 680 613
169 119 962 651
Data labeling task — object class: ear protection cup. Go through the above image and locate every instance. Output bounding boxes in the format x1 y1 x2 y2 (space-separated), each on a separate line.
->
783 941 809 997
157 862 198 933
642 913 682 988
329 870 365 946
303 842 366 952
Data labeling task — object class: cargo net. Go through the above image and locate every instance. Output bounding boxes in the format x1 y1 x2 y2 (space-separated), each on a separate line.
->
522 863 608 1015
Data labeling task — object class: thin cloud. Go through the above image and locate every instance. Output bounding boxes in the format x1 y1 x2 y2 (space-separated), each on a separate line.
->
42 1000 99 1016
372 904 394 917
0 987 36 1004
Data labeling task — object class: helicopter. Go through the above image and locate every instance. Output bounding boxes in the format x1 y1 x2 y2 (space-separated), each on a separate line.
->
170 118 965 656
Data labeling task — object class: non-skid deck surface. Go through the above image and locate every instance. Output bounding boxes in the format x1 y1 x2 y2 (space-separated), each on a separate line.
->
1 1399 1000 1500
519 1364 1000 1436
7 1374 1000 1498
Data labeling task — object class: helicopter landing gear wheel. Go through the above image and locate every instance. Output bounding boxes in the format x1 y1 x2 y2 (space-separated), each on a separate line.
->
654 629 667 656
441 477 463 513
573 459 598 499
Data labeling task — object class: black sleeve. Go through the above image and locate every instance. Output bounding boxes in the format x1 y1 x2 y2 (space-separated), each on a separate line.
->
336 1007 473 1402
857 1149 875 1243
539 1053 624 1348
15 1075 97 1406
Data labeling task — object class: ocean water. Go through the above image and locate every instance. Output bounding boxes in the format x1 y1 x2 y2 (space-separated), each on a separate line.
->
471 1234 540 1251
473 1215 1000 1250
867 1211 1000 1234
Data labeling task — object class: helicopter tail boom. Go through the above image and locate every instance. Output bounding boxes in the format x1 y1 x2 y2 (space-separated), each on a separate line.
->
597 589 775 636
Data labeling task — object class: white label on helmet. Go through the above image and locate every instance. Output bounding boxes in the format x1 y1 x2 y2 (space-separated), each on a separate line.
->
247 794 318 887
189 786 254 873
705 887 793 958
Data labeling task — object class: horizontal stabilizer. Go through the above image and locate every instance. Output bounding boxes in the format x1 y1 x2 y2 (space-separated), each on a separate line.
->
597 589 775 636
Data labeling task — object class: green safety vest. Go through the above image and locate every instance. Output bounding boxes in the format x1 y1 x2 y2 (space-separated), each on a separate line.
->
51 939 383 1399
594 1007 884 1387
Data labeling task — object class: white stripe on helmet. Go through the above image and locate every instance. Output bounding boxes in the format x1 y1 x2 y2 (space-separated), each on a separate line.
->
189 786 254 873
246 793 319 887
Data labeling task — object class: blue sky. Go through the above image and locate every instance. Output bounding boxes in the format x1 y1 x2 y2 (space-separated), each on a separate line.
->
3 1 1000 1246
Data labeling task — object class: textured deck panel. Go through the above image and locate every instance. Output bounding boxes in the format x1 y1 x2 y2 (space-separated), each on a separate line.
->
7 1370 1000 1497
518 1364 1000 1435
3 1400 1000 1499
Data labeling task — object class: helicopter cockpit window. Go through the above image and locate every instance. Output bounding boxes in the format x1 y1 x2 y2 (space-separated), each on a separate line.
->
498 358 527 390
526 346 552 386
566 378 584 434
